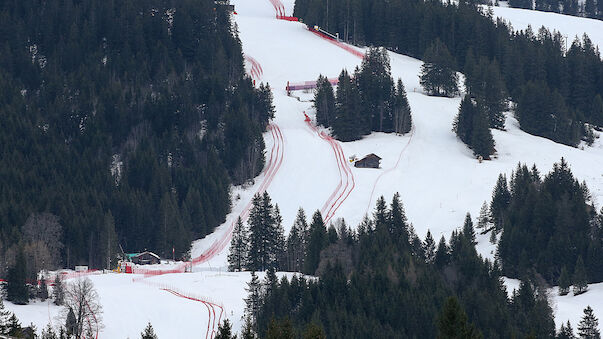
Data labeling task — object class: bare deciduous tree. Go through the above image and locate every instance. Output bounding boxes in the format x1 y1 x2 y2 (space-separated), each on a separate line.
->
21 213 64 279
61 278 103 338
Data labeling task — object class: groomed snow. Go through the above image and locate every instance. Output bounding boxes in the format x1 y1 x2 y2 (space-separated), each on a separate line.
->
7 0 603 337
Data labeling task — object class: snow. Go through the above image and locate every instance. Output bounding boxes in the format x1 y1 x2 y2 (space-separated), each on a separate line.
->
488 5 603 48
8 0 603 336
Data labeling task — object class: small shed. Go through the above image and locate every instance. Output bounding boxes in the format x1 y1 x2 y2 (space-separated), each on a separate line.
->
130 251 161 265
354 153 381 169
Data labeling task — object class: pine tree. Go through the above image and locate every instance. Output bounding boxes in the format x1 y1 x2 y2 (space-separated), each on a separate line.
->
463 213 477 245
558 320 577 339
573 256 588 295
333 69 361 141
228 217 249 272
65 307 77 338
437 297 482 339
141 322 158 339
248 192 277 271
241 316 257 339
215 319 235 339
0 299 13 335
578 306 600 339
314 75 336 127
392 79 412 135
271 204 286 270
357 47 394 133
53 275 64 306
470 104 495 159
490 174 511 230
245 272 262 328
286 220 304 272
435 235 451 267
420 39 459 97
304 211 328 275
6 247 28 305
453 95 477 146
41 323 58 339
477 201 490 230
38 275 49 301
559 266 571 296
423 230 436 263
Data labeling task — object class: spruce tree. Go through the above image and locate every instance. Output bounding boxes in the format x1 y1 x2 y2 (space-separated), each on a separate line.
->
462 213 477 245
0 299 12 335
357 47 394 133
437 297 482 339
65 307 77 338
573 256 588 295
245 272 262 327
271 205 286 270
423 230 436 264
215 319 235 339
578 306 600 339
333 69 361 141
303 323 326 339
490 174 511 230
304 211 328 275
558 320 577 339
53 275 64 306
453 95 477 146
559 266 571 296
248 192 277 271
38 275 49 301
241 316 257 339
228 217 249 272
286 221 304 272
435 235 451 268
477 201 490 230
314 75 336 127
6 247 28 305
141 322 158 339
420 39 459 97
470 105 495 159
392 79 412 135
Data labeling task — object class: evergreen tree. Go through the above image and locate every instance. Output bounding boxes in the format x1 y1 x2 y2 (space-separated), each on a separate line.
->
0 299 13 335
65 307 77 338
573 256 589 295
420 39 459 97
6 247 28 305
490 174 511 230
303 323 326 339
140 322 158 339
333 70 362 141
304 211 328 275
228 217 249 272
53 275 64 306
245 272 262 328
271 205 286 270
462 213 477 245
423 230 436 263
437 297 482 339
578 306 600 339
477 201 490 230
314 75 336 127
266 318 295 339
287 208 307 272
41 323 58 339
558 321 577 339
559 266 571 296
470 105 495 159
357 47 394 133
38 275 49 301
392 79 412 135
215 319 235 339
435 235 451 268
454 95 477 146
241 316 257 339
248 192 278 271
467 58 507 129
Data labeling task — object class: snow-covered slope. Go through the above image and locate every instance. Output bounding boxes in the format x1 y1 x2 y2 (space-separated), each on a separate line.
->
7 0 603 337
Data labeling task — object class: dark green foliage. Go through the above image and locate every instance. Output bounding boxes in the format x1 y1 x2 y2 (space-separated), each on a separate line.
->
141 322 158 339
437 297 482 339
357 47 395 133
333 70 362 141
453 95 495 159
304 211 328 275
6 248 28 305
228 217 249 272
314 75 336 127
420 39 459 97
41 323 58 339
573 256 589 295
65 307 77 338
578 306 600 339
302 323 326 339
462 213 476 245
557 320 577 339
0 300 13 335
286 209 308 272
294 0 603 146
255 195 556 338
495 160 602 285
266 318 295 339
215 319 235 339
393 79 413 135
38 276 49 301
559 266 571 296
53 276 64 306
0 0 274 266
490 174 511 230
247 193 284 271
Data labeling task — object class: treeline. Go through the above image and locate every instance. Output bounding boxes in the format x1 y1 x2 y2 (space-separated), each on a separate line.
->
0 0 274 272
313 47 412 141
508 0 603 21
249 194 559 338
485 159 603 287
294 0 603 146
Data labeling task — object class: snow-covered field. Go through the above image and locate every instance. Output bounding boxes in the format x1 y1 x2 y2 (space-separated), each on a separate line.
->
6 0 603 337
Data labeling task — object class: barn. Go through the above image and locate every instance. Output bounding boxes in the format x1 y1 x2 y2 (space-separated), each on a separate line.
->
354 153 382 169
129 251 161 265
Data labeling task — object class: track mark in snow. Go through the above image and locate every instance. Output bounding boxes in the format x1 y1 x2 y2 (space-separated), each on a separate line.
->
364 127 415 216
304 116 355 224
161 288 224 339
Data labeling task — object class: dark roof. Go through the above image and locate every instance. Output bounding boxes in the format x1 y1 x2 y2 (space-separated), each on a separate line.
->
129 251 160 260
361 153 381 160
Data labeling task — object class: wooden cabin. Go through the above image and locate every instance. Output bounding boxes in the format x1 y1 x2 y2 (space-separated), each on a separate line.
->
130 251 161 265
354 153 381 169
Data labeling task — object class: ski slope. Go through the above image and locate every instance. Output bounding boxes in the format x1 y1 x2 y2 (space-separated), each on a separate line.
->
6 0 603 337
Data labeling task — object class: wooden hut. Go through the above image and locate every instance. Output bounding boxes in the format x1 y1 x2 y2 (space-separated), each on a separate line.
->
130 251 161 265
354 153 381 168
